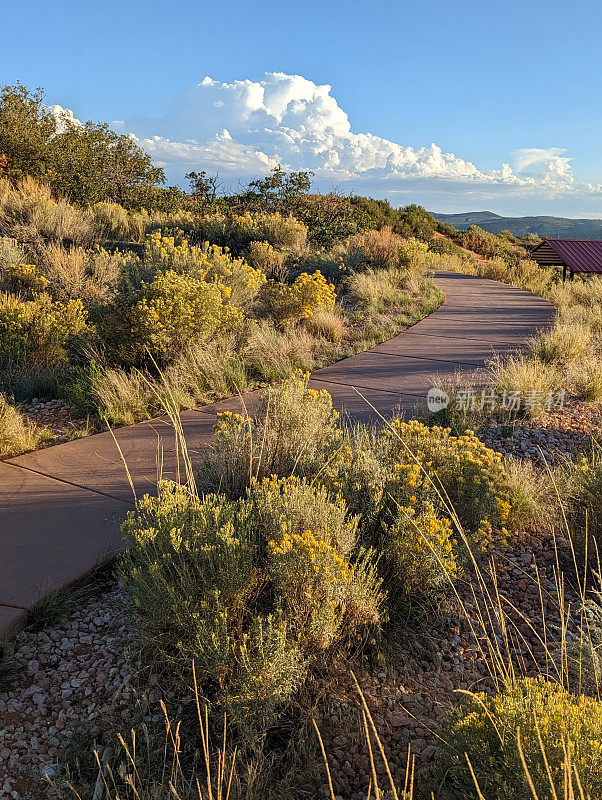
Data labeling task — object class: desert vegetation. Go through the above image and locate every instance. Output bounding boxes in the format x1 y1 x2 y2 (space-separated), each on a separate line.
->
0 84 477 457
8 372 593 800
2 82 602 800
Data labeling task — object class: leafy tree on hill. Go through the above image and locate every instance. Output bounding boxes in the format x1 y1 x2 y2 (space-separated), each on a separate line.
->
0 83 165 207
0 84 56 183
350 197 438 240
245 164 313 207
49 121 165 207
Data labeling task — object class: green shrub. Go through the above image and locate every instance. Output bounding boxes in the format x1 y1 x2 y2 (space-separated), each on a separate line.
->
319 416 543 596
319 419 504 597
440 677 602 799
458 224 527 264
118 477 381 737
199 370 342 498
118 483 286 733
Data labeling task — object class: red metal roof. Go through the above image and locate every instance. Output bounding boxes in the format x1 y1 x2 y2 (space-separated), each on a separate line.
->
541 238 602 274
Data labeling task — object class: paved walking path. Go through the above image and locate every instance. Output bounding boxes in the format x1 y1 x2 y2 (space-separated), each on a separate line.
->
0 271 554 636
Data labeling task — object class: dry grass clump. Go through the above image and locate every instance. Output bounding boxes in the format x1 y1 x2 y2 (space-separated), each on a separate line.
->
90 337 250 425
572 357 602 402
551 276 602 330
303 308 346 342
0 177 96 250
347 267 423 315
0 236 26 269
41 242 121 302
341 228 428 274
90 367 157 426
243 321 318 381
0 393 47 457
531 321 593 365
491 353 563 414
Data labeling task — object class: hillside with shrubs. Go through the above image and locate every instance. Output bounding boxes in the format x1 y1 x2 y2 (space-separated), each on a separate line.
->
2 83 602 800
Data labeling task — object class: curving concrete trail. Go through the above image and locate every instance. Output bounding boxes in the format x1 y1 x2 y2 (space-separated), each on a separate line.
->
0 271 555 636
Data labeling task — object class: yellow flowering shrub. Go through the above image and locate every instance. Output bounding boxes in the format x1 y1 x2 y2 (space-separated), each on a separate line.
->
380 419 513 538
118 477 381 740
118 482 304 736
293 270 336 318
0 291 91 373
384 502 458 593
0 262 50 296
129 269 244 361
247 239 288 280
441 677 602 799
322 430 459 593
256 476 382 650
571 450 602 547
255 270 336 325
319 416 520 594
136 231 266 307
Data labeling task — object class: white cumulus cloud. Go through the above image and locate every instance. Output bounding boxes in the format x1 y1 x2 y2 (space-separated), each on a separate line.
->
52 73 602 208
114 73 525 188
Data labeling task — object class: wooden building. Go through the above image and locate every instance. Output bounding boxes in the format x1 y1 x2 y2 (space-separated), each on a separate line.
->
531 238 602 280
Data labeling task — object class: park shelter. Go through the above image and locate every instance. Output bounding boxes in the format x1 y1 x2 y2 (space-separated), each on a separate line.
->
531 238 602 280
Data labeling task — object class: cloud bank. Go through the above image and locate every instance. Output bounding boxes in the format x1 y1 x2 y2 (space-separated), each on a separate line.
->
56 72 602 210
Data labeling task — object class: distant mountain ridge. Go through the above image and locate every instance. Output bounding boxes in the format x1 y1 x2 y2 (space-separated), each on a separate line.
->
431 211 602 239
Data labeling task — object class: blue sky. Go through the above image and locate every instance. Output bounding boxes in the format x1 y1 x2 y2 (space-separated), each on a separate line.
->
3 0 602 215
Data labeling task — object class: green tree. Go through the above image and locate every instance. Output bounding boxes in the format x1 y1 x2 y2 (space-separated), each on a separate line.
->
0 83 166 207
49 120 165 206
245 165 313 207
0 84 57 182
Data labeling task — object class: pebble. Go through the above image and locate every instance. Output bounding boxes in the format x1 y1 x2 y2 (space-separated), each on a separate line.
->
18 398 88 447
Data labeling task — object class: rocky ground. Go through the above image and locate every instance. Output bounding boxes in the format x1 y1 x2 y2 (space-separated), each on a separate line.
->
0 398 597 799
19 399 91 447
482 398 601 463
0 532 577 799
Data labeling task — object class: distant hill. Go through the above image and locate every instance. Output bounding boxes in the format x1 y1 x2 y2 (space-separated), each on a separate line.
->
431 211 602 239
